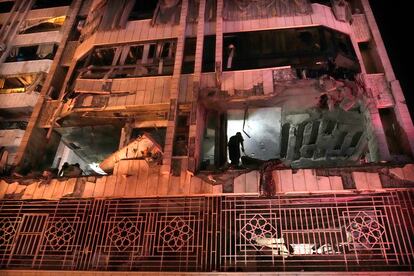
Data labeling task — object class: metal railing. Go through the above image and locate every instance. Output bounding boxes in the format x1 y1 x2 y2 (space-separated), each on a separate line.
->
0 190 413 272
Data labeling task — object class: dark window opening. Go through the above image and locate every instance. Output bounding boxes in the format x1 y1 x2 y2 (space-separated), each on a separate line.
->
125 45 144 65
148 44 156 59
161 42 171 58
68 17 85 41
203 35 216 72
0 121 27 130
5 44 58 62
79 40 176 80
32 0 72 9
90 48 115 66
182 35 215 74
379 108 410 156
0 1 13 13
358 41 384 74
128 0 158 21
173 114 190 156
223 27 359 79
182 38 196 74
6 46 36 62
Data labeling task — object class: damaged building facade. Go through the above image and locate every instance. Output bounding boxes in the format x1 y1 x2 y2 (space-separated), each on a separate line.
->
0 0 414 274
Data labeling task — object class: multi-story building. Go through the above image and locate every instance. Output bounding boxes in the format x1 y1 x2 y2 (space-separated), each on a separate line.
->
0 0 413 274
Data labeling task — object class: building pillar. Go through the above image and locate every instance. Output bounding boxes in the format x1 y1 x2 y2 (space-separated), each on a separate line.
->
161 0 189 174
14 0 83 169
215 0 223 89
361 0 414 156
187 0 207 172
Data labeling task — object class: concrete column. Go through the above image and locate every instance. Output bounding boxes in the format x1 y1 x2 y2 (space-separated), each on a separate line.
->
161 0 189 173
187 0 207 172
215 0 223 89
361 0 414 156
364 100 391 162
14 0 83 169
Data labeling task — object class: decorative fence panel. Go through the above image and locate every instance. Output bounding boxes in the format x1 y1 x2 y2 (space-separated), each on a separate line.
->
0 191 413 272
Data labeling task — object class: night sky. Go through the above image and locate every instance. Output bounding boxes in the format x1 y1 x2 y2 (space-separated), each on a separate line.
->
369 1 414 121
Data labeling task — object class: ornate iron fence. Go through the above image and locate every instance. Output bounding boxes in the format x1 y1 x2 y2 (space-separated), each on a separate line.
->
0 191 413 272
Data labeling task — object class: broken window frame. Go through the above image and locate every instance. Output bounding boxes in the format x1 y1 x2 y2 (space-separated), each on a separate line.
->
78 39 177 80
0 74 44 94
5 44 58 63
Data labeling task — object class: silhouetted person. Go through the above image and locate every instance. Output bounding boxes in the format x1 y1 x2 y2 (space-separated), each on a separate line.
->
228 132 245 166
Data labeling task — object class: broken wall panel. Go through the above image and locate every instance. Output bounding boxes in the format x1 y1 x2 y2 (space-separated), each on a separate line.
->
73 76 171 106
223 0 312 21
222 3 349 34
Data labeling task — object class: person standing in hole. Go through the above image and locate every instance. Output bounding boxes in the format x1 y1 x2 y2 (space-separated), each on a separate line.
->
228 132 245 167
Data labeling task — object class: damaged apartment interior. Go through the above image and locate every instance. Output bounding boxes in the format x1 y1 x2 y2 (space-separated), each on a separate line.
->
0 0 414 273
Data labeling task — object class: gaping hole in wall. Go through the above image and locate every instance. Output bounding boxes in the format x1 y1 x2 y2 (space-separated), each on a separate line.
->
199 65 371 169
32 0 72 9
182 38 196 74
5 44 58 62
223 27 359 79
200 107 282 170
0 1 13 13
50 125 121 177
20 16 66 34
227 108 281 162
128 0 158 21
77 40 176 80
0 74 44 94
358 42 384 74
